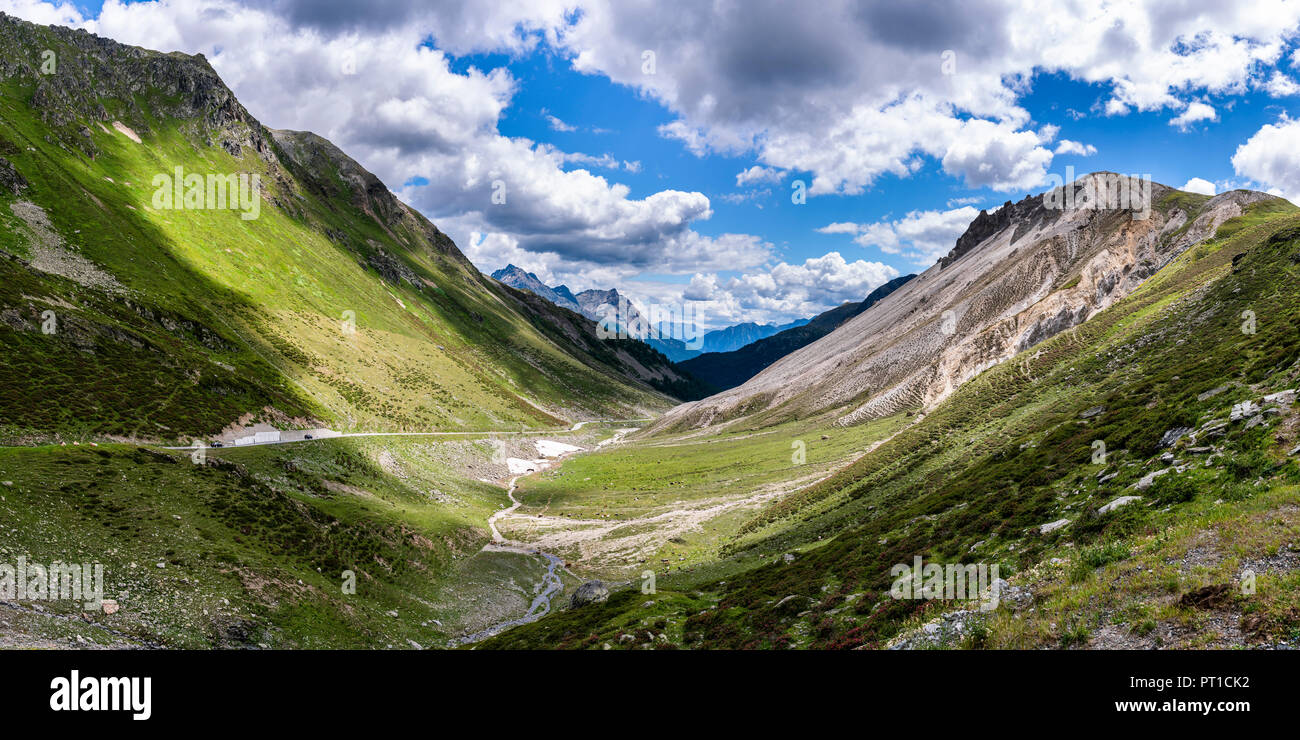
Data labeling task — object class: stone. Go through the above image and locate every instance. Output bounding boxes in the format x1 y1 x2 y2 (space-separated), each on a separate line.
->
1100 495 1142 514
570 580 610 608
1262 389 1296 406
1230 401 1260 422
1197 385 1231 402
1039 518 1071 534
0 156 26 195
1158 426 1192 448
1133 469 1170 491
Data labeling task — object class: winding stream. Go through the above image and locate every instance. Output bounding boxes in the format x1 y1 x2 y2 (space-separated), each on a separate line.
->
451 427 636 646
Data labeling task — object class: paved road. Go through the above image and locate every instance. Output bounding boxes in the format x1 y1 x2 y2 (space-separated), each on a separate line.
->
161 418 652 450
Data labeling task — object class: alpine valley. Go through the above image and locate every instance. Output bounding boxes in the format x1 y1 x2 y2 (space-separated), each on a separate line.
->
3 12 1300 653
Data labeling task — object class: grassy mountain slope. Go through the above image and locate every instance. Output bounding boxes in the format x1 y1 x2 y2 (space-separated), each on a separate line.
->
481 194 1300 649
0 13 675 446
0 14 678 648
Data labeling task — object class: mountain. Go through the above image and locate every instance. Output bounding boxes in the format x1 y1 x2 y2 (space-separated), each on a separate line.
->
480 179 1300 650
0 13 689 445
490 264 582 313
696 320 809 354
677 275 914 392
656 175 1285 433
0 12 703 647
490 265 810 362
491 269 695 361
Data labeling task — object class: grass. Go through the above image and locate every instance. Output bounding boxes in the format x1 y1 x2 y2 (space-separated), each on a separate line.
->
0 426 627 647
507 413 910 581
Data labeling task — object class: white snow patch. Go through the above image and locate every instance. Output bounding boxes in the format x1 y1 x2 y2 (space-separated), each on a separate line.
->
507 458 540 475
535 440 582 458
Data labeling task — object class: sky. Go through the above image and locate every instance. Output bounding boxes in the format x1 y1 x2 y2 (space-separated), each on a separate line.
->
7 0 1300 329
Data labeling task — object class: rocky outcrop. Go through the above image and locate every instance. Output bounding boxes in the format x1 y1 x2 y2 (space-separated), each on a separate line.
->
0 12 273 161
657 175 1287 432
0 155 25 194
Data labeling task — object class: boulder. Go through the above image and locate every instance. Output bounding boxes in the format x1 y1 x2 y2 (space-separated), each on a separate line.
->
1100 495 1142 514
1158 427 1192 448
1230 401 1260 422
1262 389 1296 406
0 156 25 195
1133 468 1170 491
1039 518 1071 534
570 580 610 608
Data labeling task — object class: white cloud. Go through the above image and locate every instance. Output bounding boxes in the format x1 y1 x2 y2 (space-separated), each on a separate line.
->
545 113 577 132
1054 140 1098 156
1231 115 1300 203
735 165 785 187
1179 177 1217 195
680 253 900 326
0 0 774 283
1263 71 1300 96
824 206 980 266
558 0 1300 197
1169 101 1218 130
682 273 718 301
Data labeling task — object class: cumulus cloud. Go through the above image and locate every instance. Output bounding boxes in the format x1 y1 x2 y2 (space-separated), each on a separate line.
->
735 165 785 187
678 253 900 326
823 207 980 266
558 0 1300 195
1179 177 1217 195
1262 71 1300 96
1054 140 1098 156
1231 115 1300 203
1169 101 1218 130
0 0 774 286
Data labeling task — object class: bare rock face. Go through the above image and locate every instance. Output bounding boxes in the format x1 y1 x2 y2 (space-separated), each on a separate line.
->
658 174 1285 432
0 155 25 194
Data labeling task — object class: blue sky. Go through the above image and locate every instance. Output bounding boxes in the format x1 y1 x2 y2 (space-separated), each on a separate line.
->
12 0 1300 328
447 39 1300 302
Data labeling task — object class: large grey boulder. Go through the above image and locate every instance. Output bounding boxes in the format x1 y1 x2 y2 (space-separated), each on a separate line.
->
570 580 610 608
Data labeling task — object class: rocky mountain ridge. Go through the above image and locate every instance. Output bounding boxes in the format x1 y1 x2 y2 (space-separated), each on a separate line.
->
657 175 1286 432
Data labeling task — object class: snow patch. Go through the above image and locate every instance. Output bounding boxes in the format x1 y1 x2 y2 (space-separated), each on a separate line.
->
535 440 582 458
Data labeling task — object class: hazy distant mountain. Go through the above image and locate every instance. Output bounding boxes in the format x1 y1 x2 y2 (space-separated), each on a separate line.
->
698 320 809 354
491 264 583 313
676 275 916 393
489 265 806 361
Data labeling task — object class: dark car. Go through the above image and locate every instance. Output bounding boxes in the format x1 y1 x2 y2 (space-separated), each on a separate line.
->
210 440 223 448
303 434 313 440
